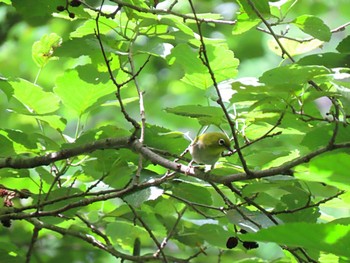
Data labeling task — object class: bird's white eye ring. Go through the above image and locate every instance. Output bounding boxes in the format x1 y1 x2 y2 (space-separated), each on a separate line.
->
218 138 225 145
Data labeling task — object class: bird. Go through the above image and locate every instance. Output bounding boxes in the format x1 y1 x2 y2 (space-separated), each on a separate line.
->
189 132 232 166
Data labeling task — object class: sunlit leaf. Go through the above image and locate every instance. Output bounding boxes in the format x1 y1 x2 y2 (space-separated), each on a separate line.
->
32 33 62 68
124 187 164 207
296 153 350 191
171 181 213 205
197 224 231 248
336 35 350 53
8 78 60 114
54 69 116 116
165 105 226 126
232 13 261 35
268 38 324 56
237 0 270 18
298 52 350 68
293 15 331 42
260 64 330 87
106 221 149 251
241 222 350 258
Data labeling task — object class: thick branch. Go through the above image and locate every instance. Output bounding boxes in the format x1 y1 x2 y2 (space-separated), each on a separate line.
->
1 136 350 184
26 217 185 262
0 137 129 169
110 0 236 25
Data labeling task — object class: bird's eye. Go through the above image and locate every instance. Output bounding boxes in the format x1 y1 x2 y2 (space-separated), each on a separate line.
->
218 138 225 145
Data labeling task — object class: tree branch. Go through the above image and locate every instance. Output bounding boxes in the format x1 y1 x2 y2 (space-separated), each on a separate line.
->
126 202 168 262
188 0 252 176
26 217 186 262
1 136 350 184
0 137 129 169
25 227 40 263
109 0 236 26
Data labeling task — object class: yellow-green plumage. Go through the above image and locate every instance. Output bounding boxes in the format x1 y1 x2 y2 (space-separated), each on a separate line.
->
189 132 231 165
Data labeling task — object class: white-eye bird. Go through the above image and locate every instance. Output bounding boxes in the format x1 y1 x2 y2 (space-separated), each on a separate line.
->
189 132 232 166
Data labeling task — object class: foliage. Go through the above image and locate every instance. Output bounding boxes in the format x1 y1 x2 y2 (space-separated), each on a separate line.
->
1 0 350 262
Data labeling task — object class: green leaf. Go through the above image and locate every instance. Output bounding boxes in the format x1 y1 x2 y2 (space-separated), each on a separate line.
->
296 153 350 191
336 35 350 53
70 18 118 38
237 0 270 19
269 0 298 20
32 33 62 68
301 125 332 149
298 52 350 68
159 15 195 37
232 13 261 35
76 125 130 143
0 248 25 263
12 0 62 26
260 65 330 87
55 35 104 58
0 78 13 100
30 115 66 132
165 105 226 126
54 69 116 116
226 207 280 232
293 15 331 42
82 150 136 188
268 38 324 56
197 224 231 248
171 181 213 205
8 78 60 114
136 40 174 58
167 43 208 89
264 150 300 168
106 221 149 251
13 113 67 132
0 134 15 156
240 222 350 258
0 129 55 155
141 124 189 154
275 186 320 223
206 42 239 82
124 187 164 207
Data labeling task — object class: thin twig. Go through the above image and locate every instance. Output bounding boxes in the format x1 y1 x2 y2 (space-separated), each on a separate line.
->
95 1 140 133
126 202 168 262
272 190 345 215
110 0 236 25
258 21 350 43
236 110 285 152
164 192 224 218
76 213 113 247
246 0 294 61
224 183 279 225
127 38 150 184
154 206 187 257
209 182 261 229
188 0 252 176
25 227 40 263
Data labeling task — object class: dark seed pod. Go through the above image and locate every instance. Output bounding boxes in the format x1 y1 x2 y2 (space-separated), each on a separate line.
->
242 241 259 250
69 12 76 19
226 236 239 249
56 5 65 12
1 219 11 228
240 229 248 234
70 0 81 7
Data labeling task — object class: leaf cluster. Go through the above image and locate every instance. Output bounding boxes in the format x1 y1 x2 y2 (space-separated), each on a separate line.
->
0 0 350 262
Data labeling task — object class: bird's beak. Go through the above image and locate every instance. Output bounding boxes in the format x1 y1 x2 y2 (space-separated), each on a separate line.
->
227 146 234 155
221 146 234 157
